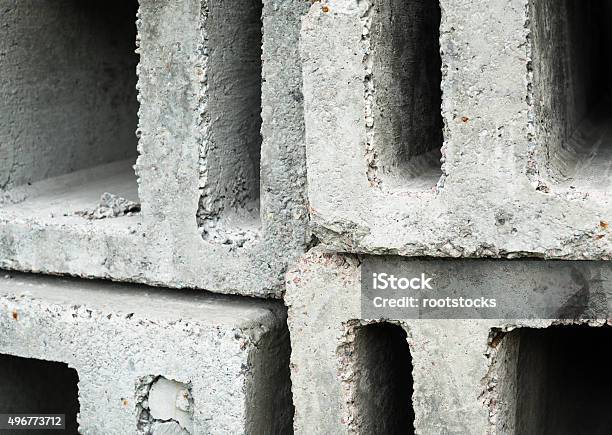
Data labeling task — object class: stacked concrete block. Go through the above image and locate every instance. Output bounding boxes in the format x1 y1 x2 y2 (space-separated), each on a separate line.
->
293 1 612 430
0 0 309 297
286 249 612 434
0 1 308 433
3 0 611 433
292 0 612 432
301 0 612 259
0 272 292 434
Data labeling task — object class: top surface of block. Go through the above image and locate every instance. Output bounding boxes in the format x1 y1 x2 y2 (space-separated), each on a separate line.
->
0 272 281 328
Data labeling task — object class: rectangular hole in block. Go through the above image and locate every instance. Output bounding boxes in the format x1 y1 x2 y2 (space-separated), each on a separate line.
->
495 325 612 434
0 354 79 433
367 0 443 191
197 0 263 248
349 322 415 434
530 0 612 190
0 0 140 221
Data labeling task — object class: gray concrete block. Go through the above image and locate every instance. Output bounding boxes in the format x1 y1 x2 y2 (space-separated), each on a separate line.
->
0 272 292 434
301 0 612 259
0 0 309 297
286 249 611 434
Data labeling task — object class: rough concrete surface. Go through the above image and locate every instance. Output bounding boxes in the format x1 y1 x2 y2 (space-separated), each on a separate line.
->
0 272 293 434
0 0 309 297
301 0 612 259
286 248 612 434
3 0 611 433
0 0 139 191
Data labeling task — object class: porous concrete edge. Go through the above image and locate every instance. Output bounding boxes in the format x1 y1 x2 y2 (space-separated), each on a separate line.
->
259 0 312 275
336 318 414 433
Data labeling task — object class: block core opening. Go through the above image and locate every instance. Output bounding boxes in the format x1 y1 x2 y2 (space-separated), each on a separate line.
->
530 0 612 191
0 354 79 433
197 0 263 248
0 0 140 222
349 322 415 434
494 325 612 434
367 0 443 191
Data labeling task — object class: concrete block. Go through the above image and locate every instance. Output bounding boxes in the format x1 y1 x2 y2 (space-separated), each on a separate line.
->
286 249 612 434
0 0 309 297
0 272 292 434
301 0 612 259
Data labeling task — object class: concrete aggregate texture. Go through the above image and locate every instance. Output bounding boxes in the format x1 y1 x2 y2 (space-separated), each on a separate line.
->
0 0 611 434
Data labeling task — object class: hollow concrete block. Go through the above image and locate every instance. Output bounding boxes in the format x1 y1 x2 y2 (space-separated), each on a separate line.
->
301 0 612 260
0 0 309 297
0 272 292 434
